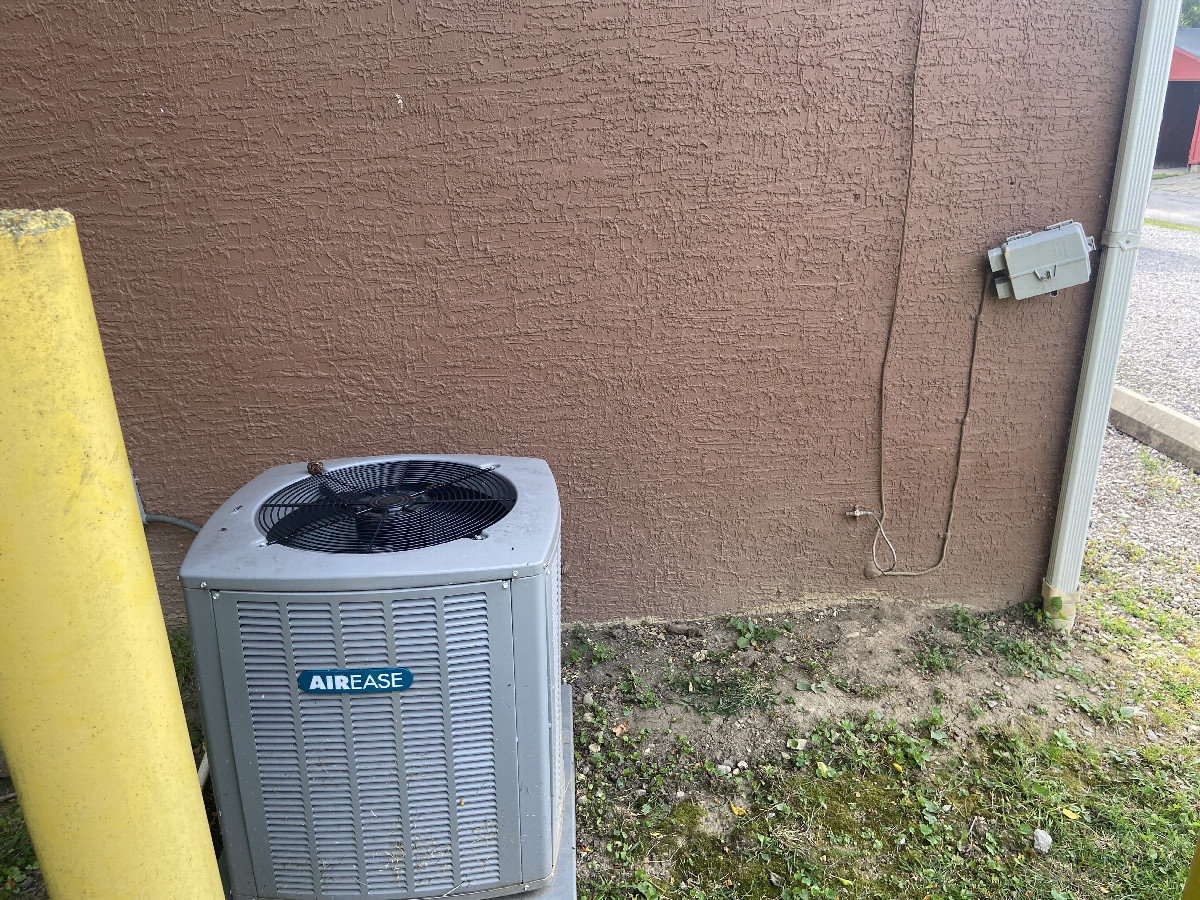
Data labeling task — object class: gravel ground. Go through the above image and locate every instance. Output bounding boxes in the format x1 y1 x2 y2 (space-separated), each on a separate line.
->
1088 426 1200 613
1093 222 1200 609
1115 224 1200 419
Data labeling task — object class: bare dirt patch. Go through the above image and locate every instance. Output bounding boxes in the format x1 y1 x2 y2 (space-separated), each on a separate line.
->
565 597 1122 772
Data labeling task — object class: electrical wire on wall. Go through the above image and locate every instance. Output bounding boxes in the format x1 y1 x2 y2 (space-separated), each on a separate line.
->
850 0 991 578
852 272 993 577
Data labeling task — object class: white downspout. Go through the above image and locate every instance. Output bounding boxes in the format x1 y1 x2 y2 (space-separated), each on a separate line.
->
1042 0 1181 630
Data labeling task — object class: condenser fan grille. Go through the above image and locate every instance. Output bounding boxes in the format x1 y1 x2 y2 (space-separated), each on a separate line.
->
256 460 517 553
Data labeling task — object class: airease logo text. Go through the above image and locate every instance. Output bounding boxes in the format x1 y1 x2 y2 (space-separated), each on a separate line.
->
297 667 414 694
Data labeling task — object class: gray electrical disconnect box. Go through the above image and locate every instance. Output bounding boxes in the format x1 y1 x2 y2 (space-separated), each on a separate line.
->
988 220 1097 300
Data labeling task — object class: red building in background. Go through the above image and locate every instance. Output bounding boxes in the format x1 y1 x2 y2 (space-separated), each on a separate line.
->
1156 29 1200 169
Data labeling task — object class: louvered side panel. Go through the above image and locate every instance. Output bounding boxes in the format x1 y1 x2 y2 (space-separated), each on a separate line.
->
548 540 564 816
444 593 500 889
234 585 514 899
238 601 314 896
341 601 408 894
290 603 360 898
392 597 454 895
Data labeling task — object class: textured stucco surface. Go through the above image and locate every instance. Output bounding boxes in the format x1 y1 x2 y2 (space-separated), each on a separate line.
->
1 0 1138 621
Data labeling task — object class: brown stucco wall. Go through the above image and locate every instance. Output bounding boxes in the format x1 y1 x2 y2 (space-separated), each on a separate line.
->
1 0 1139 621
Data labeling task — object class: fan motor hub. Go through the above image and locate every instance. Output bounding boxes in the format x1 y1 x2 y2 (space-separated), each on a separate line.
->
366 492 420 510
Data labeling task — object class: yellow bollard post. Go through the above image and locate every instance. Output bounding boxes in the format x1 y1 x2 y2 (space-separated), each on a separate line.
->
1184 837 1200 900
0 210 224 899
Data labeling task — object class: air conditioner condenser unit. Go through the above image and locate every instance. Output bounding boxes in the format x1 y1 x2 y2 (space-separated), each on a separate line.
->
180 455 573 900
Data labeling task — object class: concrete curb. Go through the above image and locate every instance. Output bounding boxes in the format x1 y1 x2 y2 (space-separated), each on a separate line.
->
1110 385 1200 471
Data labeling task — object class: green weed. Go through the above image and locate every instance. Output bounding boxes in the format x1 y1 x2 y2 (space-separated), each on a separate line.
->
912 641 957 675
571 624 614 666
1137 445 1163 475
619 669 662 709
729 617 791 650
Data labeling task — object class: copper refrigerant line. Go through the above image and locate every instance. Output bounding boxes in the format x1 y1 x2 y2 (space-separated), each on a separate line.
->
849 0 990 578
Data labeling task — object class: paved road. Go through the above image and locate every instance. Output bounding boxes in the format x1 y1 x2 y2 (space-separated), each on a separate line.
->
1144 170 1200 228
1117 217 1200 420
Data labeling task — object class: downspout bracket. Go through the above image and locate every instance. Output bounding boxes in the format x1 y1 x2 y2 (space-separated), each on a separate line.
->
1100 230 1141 251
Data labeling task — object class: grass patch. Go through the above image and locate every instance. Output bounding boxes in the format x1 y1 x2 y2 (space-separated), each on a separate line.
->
668 667 780 717
1145 656 1200 709
168 626 206 764
1144 217 1200 232
579 717 1200 900
1081 540 1120 585
1098 610 1140 640
1085 579 1197 646
660 621 803 718
168 627 195 695
830 676 891 700
0 802 38 899
1058 689 1137 727
945 606 1064 676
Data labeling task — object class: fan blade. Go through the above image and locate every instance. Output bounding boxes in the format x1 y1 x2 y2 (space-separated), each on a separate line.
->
265 502 352 546
401 465 500 503
315 474 360 500
364 509 390 552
